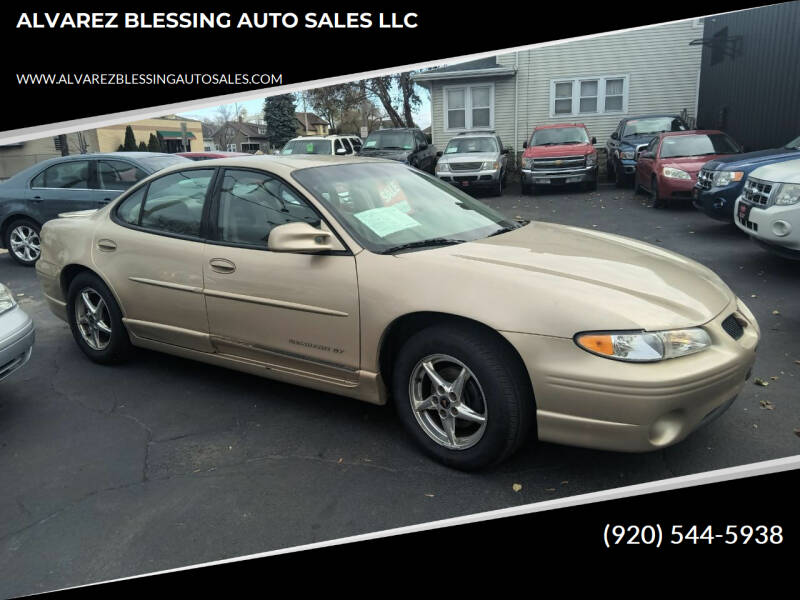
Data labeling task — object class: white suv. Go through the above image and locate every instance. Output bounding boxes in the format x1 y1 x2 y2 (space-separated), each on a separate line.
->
280 135 358 157
734 157 800 259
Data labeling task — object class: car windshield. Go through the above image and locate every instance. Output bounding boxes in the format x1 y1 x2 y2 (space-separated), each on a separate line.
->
660 134 740 158
784 135 800 149
137 155 191 172
444 137 498 154
623 117 686 137
530 127 588 146
292 163 518 253
361 131 415 151
282 139 332 155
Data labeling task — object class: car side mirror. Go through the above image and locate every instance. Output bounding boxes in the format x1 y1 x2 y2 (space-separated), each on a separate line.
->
611 132 619 140
591 137 597 145
436 151 442 157
639 151 653 159
419 143 428 150
503 148 510 154
268 222 334 253
523 141 528 149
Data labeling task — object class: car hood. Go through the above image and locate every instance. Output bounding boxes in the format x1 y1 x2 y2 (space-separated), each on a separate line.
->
703 147 800 171
662 155 732 176
358 148 410 160
749 157 800 184
438 152 497 164
618 134 660 148
396 222 733 335
523 142 594 158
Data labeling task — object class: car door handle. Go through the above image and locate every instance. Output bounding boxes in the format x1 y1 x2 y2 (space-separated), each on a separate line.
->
31 196 43 203
98 198 112 205
209 258 236 274
97 239 117 252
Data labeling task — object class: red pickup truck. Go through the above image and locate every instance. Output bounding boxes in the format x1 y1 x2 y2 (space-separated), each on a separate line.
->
520 123 598 194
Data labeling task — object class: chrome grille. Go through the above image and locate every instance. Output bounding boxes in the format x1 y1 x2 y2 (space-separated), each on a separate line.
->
449 162 483 171
697 169 713 190
532 155 585 169
742 177 773 207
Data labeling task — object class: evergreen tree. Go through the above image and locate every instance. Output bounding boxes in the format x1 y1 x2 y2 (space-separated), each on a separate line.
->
123 126 138 151
263 94 297 149
147 133 161 152
117 144 125 152
138 141 148 151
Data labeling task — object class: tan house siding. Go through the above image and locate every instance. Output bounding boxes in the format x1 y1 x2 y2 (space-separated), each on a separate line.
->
426 20 702 154
94 117 204 153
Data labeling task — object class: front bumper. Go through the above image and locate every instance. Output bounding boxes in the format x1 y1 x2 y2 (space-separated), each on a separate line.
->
734 196 800 256
0 305 35 382
437 168 501 189
692 185 740 221
659 175 698 200
617 158 638 176
522 165 597 185
501 297 758 452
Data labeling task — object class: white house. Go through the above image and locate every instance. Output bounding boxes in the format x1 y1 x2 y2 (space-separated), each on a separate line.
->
414 19 704 157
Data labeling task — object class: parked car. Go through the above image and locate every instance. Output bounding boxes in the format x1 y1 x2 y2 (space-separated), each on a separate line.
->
734 157 800 259
36 155 759 470
520 123 598 194
177 151 251 161
0 152 190 266
344 135 363 153
694 135 800 222
635 130 742 208
0 283 34 383
434 131 509 195
606 114 689 187
280 135 359 157
357 128 437 173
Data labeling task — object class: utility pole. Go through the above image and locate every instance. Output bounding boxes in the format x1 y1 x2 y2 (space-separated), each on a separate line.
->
181 121 188 152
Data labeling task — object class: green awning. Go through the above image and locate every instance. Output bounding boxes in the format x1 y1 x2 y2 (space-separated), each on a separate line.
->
157 130 196 139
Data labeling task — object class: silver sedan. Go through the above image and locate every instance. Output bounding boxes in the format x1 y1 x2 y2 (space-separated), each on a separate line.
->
0 283 34 382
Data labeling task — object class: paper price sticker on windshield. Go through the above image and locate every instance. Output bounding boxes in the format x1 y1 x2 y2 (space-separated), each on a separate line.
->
354 206 420 238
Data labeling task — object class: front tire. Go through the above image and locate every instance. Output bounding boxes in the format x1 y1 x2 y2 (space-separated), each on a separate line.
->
4 218 41 266
651 177 665 208
392 324 534 470
67 272 132 364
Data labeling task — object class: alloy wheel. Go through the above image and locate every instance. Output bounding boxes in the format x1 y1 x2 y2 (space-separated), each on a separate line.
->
408 354 488 450
9 225 40 263
75 287 112 351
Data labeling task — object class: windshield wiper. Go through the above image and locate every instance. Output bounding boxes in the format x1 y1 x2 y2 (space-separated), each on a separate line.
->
378 238 466 254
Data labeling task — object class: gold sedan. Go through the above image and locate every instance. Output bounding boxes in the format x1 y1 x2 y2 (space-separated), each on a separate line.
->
35 155 759 470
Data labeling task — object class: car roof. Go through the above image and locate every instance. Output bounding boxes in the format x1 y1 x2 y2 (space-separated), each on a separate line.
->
148 154 397 178
621 114 683 123
660 129 725 137
533 123 587 130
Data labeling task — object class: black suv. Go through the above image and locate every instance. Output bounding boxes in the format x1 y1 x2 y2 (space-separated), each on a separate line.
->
357 128 438 173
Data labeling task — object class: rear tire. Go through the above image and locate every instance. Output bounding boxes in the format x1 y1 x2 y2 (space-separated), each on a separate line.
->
392 323 534 470
606 159 615 182
3 218 41 266
67 272 132 365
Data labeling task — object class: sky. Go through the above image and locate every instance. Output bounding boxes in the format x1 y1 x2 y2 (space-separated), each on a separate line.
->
178 89 432 129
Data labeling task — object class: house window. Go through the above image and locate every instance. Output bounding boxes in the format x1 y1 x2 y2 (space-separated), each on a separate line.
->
444 84 494 131
258 127 266 135
53 136 64 151
227 144 237 152
241 143 260 153
549 76 628 117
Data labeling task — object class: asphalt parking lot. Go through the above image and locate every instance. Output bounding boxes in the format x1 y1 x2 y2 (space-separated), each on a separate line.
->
1 181 799 596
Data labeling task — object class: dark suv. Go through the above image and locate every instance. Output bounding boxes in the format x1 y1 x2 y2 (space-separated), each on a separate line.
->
693 134 800 222
606 115 688 187
357 128 438 173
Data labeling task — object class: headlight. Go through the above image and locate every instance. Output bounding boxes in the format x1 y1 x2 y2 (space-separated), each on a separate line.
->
774 183 800 205
619 150 635 160
663 167 691 180
0 283 17 315
712 171 744 186
586 153 597 166
482 161 499 170
575 328 711 362
436 162 450 172
521 158 533 170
